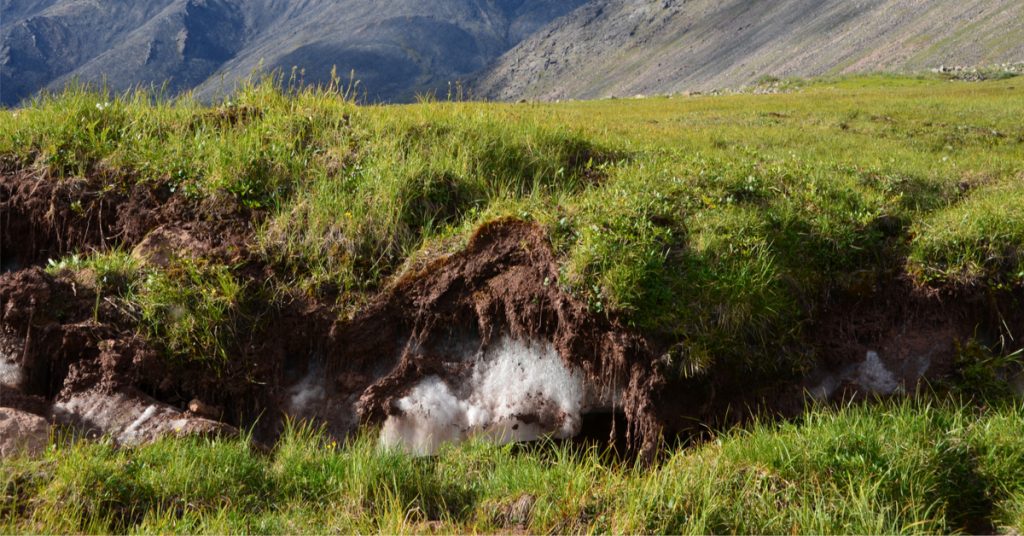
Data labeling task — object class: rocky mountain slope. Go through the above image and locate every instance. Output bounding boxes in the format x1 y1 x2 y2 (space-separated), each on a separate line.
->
3 0 1022 106
474 0 1024 100
0 0 585 105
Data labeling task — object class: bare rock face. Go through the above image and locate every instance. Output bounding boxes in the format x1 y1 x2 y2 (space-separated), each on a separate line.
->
0 407 50 457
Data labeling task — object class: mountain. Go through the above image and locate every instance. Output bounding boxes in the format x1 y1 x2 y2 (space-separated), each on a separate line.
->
474 0 1024 101
0 0 586 106
3 0 1023 106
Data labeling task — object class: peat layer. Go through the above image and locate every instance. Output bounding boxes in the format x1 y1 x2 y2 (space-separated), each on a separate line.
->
2 170 1022 455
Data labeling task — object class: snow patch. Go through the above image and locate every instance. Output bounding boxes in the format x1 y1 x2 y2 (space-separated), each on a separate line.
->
854 351 901 394
0 358 23 388
0 342 23 388
288 365 327 414
808 374 839 401
380 336 596 455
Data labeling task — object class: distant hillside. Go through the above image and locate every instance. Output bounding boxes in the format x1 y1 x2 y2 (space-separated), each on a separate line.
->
474 0 1024 101
4 0 1022 106
0 0 585 106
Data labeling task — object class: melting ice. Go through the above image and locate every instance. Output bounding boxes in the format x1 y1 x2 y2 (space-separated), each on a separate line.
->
380 336 589 455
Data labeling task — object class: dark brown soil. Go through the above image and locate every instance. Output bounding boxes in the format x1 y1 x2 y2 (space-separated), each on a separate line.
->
1 190 667 451
810 279 1024 398
674 278 1024 435
1 170 253 269
0 169 266 440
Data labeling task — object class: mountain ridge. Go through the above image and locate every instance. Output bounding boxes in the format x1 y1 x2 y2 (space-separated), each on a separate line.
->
2 0 1022 105
473 0 1024 101
0 0 585 105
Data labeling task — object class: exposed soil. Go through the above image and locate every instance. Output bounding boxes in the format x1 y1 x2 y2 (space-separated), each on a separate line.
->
0 169 253 269
808 278 1023 397
2 169 1023 458
0 407 49 457
326 218 661 453
1 172 664 451
0 267 236 441
672 278 1024 436
0 169 260 444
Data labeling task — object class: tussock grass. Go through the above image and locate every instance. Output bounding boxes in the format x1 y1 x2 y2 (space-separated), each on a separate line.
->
909 178 1024 288
3 77 1024 533
262 105 612 293
3 400 1024 534
3 75 1022 374
137 259 255 366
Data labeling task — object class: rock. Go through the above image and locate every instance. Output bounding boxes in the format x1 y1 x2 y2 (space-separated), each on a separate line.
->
131 226 197 268
0 1 588 107
187 398 223 420
53 388 236 445
474 1 1024 102
0 407 50 458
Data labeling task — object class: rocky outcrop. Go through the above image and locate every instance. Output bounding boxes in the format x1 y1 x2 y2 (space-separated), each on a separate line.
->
0 407 49 457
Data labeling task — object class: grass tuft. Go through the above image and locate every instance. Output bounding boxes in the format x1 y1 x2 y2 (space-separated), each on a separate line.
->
4 400 1024 533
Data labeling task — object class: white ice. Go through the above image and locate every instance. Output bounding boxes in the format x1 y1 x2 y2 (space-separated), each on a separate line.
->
0 359 23 388
380 336 590 455
855 350 901 394
288 366 327 413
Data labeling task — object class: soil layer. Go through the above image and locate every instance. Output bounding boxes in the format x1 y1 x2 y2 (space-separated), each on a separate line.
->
2 170 1022 455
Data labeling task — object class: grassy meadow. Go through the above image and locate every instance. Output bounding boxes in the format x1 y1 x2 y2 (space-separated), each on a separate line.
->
2 72 1024 532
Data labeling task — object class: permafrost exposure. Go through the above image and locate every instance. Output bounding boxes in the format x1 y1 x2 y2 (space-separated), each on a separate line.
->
380 336 613 455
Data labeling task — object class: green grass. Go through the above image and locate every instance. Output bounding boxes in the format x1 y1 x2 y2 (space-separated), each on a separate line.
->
4 74 1022 374
4 73 1024 535
3 399 1024 534
909 178 1024 288
136 259 255 367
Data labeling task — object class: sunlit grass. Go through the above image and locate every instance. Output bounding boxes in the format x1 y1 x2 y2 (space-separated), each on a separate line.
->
3 73 1024 534
3 74 1022 374
3 400 1024 534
